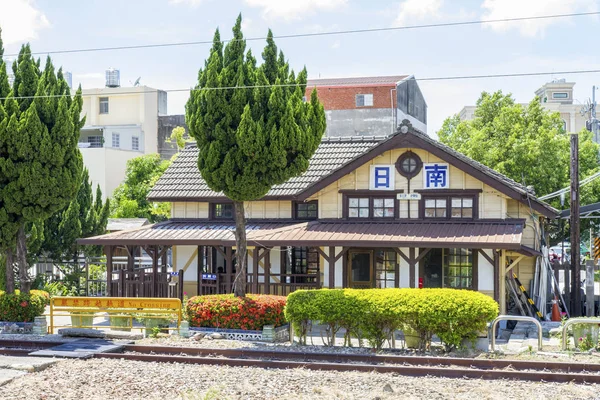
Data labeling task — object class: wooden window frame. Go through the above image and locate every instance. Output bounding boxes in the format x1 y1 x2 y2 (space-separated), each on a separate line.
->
416 189 480 220
294 200 318 220
342 192 400 220
419 247 478 290
209 202 234 220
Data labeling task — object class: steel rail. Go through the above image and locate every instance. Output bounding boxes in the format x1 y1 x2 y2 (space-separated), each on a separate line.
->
94 352 600 384
120 344 600 373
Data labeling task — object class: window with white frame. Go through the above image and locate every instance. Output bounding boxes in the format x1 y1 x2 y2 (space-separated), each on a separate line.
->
132 136 140 151
552 92 569 99
99 97 109 114
112 133 120 148
356 94 374 107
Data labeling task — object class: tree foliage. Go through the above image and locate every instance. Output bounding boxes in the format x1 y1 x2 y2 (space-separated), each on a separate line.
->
40 168 110 261
185 15 326 296
110 154 171 222
438 91 600 203
0 33 84 293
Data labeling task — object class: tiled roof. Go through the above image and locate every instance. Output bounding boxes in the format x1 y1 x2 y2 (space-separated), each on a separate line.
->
148 136 384 201
306 75 409 87
79 219 525 250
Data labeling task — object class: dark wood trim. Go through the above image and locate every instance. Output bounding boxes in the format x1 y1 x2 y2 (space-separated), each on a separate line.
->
472 249 479 291
209 202 235 221
316 247 330 262
197 245 205 296
334 247 350 263
415 248 432 263
214 245 226 259
328 246 335 289
493 250 500 303
394 251 400 287
338 189 404 195
293 200 319 220
418 247 479 290
342 193 400 220
264 250 271 295
478 249 494 265
414 189 483 194
105 245 113 297
152 245 159 296
342 250 348 288
409 248 415 288
252 247 259 293
393 248 410 264
419 192 479 221
225 246 233 293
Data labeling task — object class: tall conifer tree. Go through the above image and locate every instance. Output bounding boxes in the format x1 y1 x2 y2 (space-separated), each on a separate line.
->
0 35 84 293
186 15 326 296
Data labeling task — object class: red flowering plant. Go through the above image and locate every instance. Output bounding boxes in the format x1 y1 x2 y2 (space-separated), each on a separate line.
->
0 290 48 322
186 294 287 330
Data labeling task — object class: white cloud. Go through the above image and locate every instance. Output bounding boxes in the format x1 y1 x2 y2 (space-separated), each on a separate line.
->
0 0 50 45
168 0 204 6
244 0 347 21
75 72 104 79
331 40 340 49
395 0 443 25
481 0 599 37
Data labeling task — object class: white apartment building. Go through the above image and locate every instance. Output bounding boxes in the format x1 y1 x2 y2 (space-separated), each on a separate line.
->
459 80 589 136
77 81 167 197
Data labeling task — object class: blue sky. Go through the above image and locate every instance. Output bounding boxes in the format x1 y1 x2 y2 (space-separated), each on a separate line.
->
0 0 599 134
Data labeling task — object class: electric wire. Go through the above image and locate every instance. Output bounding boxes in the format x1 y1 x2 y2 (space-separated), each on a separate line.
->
1 68 599 101
2 11 599 58
538 171 600 200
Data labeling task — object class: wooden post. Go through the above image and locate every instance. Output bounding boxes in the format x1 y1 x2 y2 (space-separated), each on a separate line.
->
118 269 124 297
563 262 570 309
225 246 233 293
328 246 335 289
252 248 259 293
178 269 185 301
161 248 168 274
586 260 594 317
499 250 506 314
152 245 159 297
342 250 347 289
493 250 500 304
197 246 204 296
409 248 415 288
126 246 135 271
264 249 271 295
570 133 581 316
105 245 113 297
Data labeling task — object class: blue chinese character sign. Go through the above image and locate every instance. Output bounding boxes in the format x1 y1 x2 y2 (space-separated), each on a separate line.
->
423 163 449 189
370 165 395 190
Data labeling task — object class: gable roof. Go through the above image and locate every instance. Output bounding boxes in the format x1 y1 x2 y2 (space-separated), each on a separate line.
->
147 136 383 201
306 75 408 87
147 124 558 218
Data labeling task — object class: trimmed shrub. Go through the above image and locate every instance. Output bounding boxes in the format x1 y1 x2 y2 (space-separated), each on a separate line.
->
286 288 498 351
187 294 286 331
0 290 49 322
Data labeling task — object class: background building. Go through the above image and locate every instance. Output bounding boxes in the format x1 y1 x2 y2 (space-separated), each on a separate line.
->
305 75 428 137
459 79 590 137
77 69 167 197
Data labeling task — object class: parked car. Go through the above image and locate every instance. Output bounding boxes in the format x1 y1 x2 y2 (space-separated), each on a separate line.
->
549 246 570 263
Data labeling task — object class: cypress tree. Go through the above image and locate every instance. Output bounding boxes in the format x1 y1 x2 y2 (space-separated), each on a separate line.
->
186 15 325 297
0 37 83 293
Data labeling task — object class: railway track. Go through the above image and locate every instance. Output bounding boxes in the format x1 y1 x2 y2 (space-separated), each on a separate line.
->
2 340 600 384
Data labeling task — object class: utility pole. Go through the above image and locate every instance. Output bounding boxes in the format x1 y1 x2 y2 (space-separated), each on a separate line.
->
570 133 581 316
583 85 598 142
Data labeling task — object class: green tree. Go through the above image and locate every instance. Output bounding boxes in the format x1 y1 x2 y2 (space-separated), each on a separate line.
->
0 39 84 293
41 168 110 261
438 91 600 202
186 15 326 296
111 154 171 222
169 126 191 151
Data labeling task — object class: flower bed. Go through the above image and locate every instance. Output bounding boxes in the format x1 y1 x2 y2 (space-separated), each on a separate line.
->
187 294 286 331
0 290 49 323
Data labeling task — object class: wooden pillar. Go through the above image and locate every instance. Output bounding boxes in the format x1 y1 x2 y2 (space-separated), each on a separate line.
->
493 250 500 304
178 269 185 301
328 246 335 289
499 250 507 314
225 246 233 293
341 250 348 289
264 249 271 295
152 245 159 297
394 251 400 288
105 245 113 297
252 247 259 293
161 248 168 273
197 246 204 296
126 246 135 271
409 248 415 288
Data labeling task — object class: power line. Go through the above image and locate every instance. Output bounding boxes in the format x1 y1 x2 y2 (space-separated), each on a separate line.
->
539 171 600 201
3 11 599 58
1 68 599 101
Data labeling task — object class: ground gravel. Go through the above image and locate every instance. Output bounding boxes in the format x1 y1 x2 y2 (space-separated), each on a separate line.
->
0 358 598 400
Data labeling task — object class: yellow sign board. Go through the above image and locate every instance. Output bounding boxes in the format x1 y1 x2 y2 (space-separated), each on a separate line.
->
51 296 181 310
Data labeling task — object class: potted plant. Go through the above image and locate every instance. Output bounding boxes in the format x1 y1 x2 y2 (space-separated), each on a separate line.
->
70 311 95 328
109 313 132 332
137 314 175 337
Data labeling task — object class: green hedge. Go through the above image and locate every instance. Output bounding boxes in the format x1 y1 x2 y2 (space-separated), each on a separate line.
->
285 288 498 350
0 290 49 322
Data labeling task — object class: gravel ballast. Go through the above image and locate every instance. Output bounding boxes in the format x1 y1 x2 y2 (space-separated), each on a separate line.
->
0 358 598 400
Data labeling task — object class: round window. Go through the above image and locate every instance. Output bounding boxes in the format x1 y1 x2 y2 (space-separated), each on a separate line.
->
396 151 422 178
